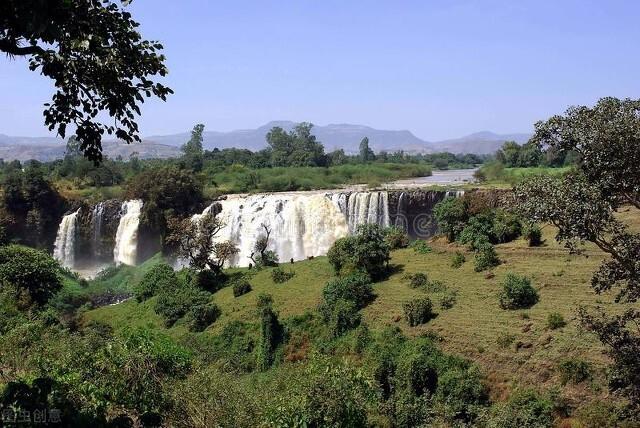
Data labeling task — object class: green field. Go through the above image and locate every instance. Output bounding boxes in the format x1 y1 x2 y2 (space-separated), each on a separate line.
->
84 219 633 413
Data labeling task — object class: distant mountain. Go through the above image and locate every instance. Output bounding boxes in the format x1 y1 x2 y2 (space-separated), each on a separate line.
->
430 131 532 155
147 121 430 153
0 124 532 162
0 136 180 162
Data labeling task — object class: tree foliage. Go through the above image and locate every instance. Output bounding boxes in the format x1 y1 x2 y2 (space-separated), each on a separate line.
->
0 0 172 162
266 123 327 167
327 224 390 280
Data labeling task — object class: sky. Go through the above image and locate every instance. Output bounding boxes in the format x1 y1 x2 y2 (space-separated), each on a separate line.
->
1 0 639 141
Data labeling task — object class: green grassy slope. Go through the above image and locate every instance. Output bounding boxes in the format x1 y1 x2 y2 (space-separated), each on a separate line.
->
83 220 636 406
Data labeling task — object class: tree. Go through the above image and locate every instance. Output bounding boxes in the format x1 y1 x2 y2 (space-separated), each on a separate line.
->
0 245 62 306
495 141 521 167
125 166 204 241
167 211 237 273
513 97 640 413
359 137 375 163
327 224 390 280
181 124 205 172
250 223 278 267
0 0 172 163
530 97 640 208
265 123 327 167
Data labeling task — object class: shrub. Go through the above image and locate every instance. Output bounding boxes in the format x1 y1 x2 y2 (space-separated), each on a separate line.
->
410 240 432 254
319 274 374 321
451 251 466 268
424 279 447 293
403 298 435 326
193 269 225 292
384 226 409 250
0 245 62 306
271 267 295 284
488 389 554 428
558 358 592 385
256 293 274 309
328 299 362 337
440 290 458 309
353 324 371 354
523 223 543 247
187 303 221 332
434 197 469 242
406 272 428 289
499 274 539 309
474 245 500 272
458 214 494 250
232 280 252 297
546 312 566 330
155 284 210 327
327 224 390 280
257 301 284 371
134 263 176 302
491 210 522 243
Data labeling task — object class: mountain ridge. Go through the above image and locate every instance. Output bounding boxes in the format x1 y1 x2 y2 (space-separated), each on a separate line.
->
0 123 532 162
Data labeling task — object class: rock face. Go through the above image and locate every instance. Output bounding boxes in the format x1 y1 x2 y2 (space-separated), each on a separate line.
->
76 199 123 267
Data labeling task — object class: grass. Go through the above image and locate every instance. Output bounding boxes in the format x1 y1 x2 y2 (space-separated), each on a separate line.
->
83 213 640 405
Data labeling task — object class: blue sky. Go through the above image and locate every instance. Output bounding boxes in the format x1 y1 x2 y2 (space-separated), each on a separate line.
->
1 0 639 140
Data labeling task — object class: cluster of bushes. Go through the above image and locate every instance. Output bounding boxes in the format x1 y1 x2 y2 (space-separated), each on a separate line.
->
383 226 409 249
134 264 221 331
409 239 432 254
327 224 390 280
271 267 295 284
403 297 435 326
402 272 447 293
319 274 374 337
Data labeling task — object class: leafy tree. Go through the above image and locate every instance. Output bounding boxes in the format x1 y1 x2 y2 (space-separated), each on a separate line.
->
359 137 375 163
250 223 278 267
495 141 521 167
181 124 205 172
257 296 283 371
319 273 375 321
514 97 640 413
0 245 62 306
434 197 469 242
167 211 238 273
0 0 172 162
265 123 327 167
125 166 204 241
134 263 177 302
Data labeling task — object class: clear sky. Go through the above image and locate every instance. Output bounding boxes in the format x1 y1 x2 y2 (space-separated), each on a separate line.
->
1 0 639 141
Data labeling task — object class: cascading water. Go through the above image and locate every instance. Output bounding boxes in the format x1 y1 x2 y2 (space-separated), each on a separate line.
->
342 191 391 232
198 193 349 267
113 200 143 266
53 209 80 268
91 202 105 254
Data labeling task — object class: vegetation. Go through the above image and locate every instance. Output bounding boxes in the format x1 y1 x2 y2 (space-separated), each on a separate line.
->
403 297 435 326
327 224 390 279
547 312 566 330
499 273 539 309
271 267 295 284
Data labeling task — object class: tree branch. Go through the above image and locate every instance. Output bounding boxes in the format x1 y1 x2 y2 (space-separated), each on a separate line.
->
0 39 47 57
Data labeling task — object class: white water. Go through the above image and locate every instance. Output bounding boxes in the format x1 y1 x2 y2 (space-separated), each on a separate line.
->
53 209 80 268
340 191 391 233
198 193 349 267
91 202 105 250
113 200 143 266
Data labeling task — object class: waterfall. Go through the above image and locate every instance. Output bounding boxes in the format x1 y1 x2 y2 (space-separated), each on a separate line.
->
196 193 349 267
113 200 143 266
91 202 105 254
53 209 80 268
341 191 391 233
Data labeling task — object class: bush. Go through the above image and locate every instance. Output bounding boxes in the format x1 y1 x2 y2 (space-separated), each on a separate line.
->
193 269 225 292
257 301 284 371
187 303 221 332
499 274 539 309
384 226 409 250
0 245 62 306
134 263 176 302
434 197 469 242
451 251 466 268
327 224 390 280
406 272 428 289
319 274 374 321
410 240 432 254
328 299 362 337
403 298 435 326
488 389 554 428
232 280 252 297
546 312 566 330
474 245 500 272
523 223 543 247
458 214 494 250
440 290 458 309
271 267 295 284
492 210 522 243
558 358 592 385
496 332 516 349
155 284 210 327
